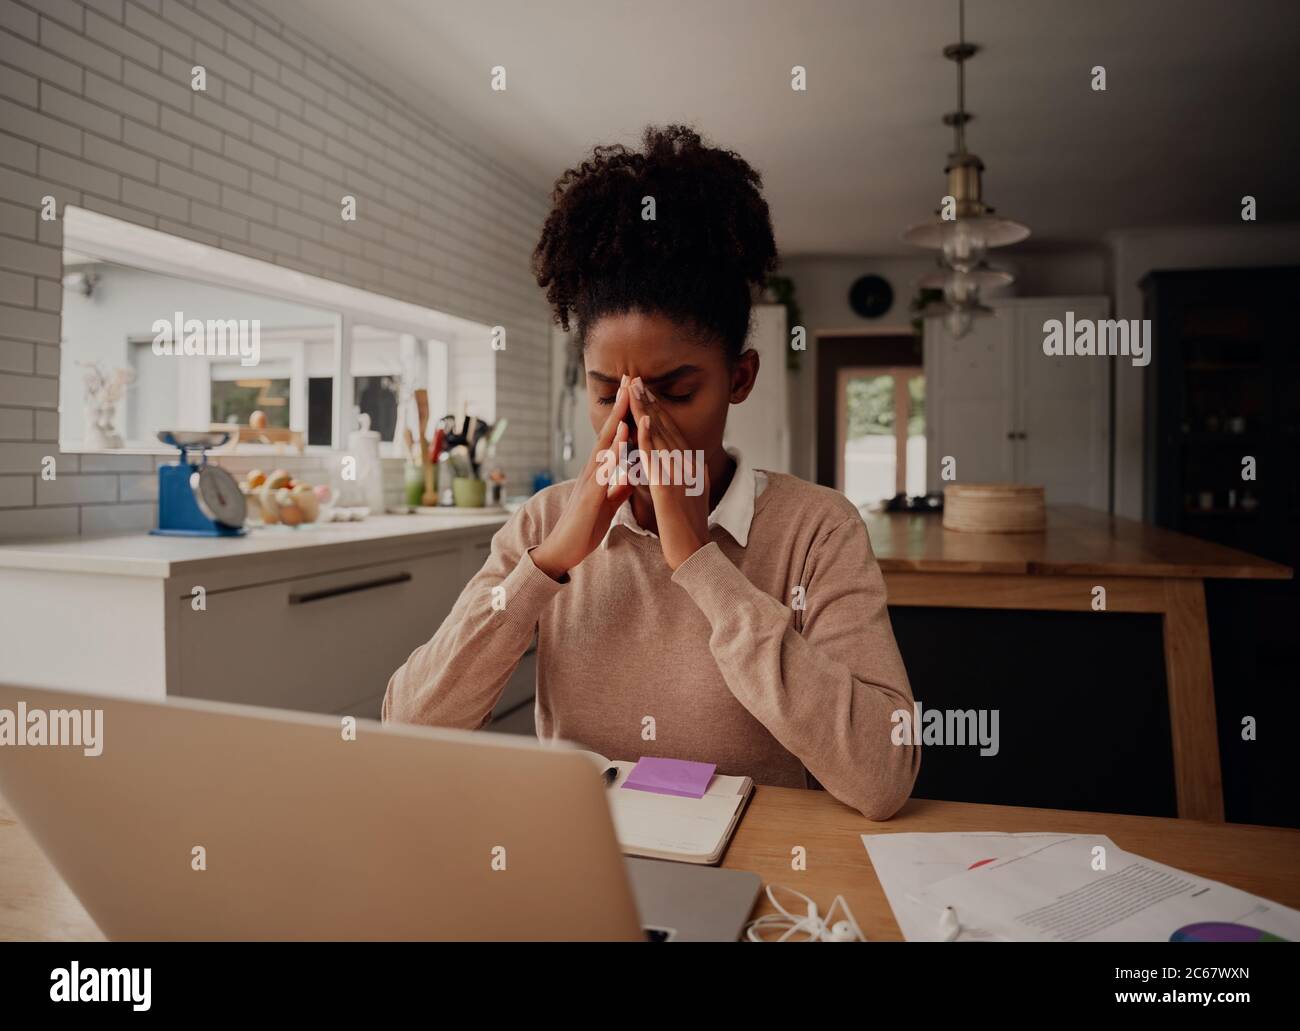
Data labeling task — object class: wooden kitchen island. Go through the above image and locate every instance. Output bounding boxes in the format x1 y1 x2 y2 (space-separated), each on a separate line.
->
861 504 1293 823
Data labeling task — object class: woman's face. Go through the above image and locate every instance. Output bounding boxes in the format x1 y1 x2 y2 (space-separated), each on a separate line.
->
583 311 758 489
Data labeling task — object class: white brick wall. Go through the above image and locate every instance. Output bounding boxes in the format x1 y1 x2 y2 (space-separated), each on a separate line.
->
0 0 553 539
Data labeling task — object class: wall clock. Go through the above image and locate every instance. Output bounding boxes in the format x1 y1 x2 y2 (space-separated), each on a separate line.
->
849 274 893 318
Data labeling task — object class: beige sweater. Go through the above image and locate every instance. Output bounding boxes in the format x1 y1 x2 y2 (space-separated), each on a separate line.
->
383 472 920 820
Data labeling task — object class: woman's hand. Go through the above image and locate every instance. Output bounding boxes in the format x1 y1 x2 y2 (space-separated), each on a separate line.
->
531 376 636 580
627 376 712 571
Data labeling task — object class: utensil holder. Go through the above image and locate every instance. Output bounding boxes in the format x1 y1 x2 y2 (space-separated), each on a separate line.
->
453 477 487 507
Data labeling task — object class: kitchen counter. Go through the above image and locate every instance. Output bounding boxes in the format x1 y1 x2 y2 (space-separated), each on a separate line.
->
861 503 1292 580
0 511 510 708
860 503 1292 824
0 511 510 579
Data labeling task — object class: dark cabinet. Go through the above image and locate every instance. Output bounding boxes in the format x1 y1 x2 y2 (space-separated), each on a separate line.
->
1142 266 1300 555
1142 266 1300 828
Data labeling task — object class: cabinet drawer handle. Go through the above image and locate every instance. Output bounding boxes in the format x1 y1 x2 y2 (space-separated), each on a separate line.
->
288 571 412 605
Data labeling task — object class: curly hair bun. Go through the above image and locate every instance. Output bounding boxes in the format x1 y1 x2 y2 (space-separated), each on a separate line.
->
533 124 778 360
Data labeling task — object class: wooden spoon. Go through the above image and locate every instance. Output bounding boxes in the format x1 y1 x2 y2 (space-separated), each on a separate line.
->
414 389 435 505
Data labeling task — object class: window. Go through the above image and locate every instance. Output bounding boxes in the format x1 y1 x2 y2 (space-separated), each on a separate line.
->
211 376 291 428
837 367 926 508
350 325 428 447
59 207 490 457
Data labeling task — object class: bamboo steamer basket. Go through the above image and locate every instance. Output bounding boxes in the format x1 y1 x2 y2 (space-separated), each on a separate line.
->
942 483 1046 533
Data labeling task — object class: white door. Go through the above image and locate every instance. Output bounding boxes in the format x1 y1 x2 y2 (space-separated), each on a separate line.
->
1013 300 1110 509
925 307 1017 487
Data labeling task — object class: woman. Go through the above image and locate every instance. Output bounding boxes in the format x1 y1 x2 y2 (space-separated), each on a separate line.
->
384 124 919 820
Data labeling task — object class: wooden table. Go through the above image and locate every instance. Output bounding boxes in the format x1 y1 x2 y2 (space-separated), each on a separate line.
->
5 787 1298 941
861 505 1292 823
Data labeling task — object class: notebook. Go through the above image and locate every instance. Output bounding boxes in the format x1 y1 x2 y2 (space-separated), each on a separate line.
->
574 750 754 865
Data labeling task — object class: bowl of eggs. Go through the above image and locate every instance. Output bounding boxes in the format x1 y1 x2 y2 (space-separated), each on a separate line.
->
239 468 332 528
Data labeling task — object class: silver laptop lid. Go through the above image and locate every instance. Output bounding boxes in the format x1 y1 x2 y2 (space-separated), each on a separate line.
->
0 683 643 941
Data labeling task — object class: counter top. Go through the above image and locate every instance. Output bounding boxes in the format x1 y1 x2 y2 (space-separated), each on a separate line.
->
7 501 1288 583
0 511 511 579
862 504 1293 580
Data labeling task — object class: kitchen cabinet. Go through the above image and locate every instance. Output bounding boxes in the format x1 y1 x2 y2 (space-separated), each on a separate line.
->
174 548 465 716
1141 266 1300 549
923 296 1110 507
0 515 534 727
1140 267 1300 828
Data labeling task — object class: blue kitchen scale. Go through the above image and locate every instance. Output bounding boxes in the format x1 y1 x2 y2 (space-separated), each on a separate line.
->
151 430 248 537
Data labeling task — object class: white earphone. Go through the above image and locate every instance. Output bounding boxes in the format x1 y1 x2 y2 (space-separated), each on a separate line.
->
744 884 867 942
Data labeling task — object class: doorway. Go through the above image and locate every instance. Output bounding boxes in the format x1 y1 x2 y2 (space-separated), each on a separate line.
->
815 332 922 507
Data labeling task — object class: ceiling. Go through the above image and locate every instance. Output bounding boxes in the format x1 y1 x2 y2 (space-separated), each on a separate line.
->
287 0 1300 257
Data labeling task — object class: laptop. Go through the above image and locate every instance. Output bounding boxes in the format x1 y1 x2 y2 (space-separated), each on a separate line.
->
0 683 760 941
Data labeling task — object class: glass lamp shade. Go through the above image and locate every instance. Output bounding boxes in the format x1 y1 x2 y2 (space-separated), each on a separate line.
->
919 262 1014 292
944 307 975 338
942 272 981 308
917 290 996 341
900 213 1031 255
942 224 986 272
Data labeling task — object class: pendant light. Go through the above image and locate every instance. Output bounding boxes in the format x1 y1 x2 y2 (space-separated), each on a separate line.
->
903 0 1028 337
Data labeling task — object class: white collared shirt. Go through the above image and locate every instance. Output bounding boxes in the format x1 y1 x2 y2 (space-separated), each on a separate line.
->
601 443 767 549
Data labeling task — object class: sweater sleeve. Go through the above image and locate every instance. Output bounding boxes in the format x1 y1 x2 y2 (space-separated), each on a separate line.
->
669 516 920 820
382 498 567 730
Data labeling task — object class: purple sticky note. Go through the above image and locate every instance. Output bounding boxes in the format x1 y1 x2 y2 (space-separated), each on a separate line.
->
622 757 716 799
